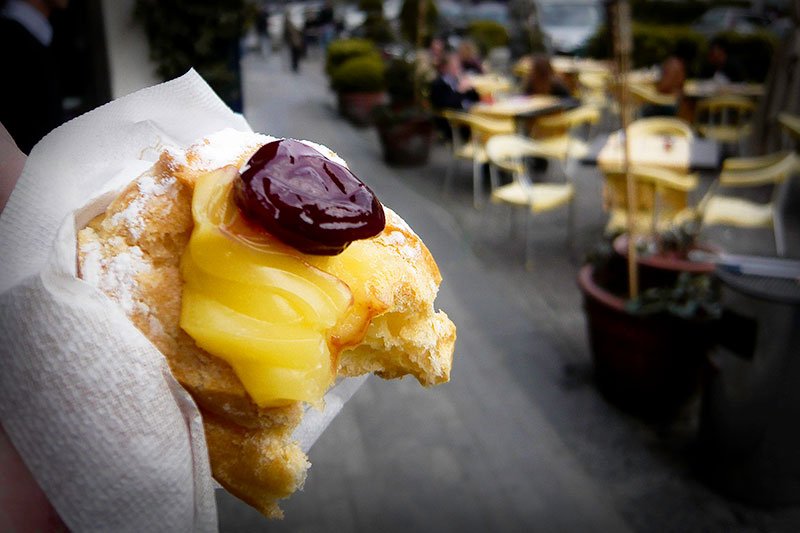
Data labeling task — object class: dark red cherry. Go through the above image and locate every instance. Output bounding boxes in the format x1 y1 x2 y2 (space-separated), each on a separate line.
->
234 139 385 255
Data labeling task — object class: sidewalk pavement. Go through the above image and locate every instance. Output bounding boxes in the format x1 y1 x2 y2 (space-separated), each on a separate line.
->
214 50 800 533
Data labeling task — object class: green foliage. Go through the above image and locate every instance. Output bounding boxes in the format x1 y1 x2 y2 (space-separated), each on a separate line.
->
657 220 702 256
468 20 509 55
585 23 777 82
331 56 386 93
585 24 705 73
133 0 256 106
384 57 417 104
626 273 721 320
399 0 438 46
714 31 778 82
358 0 383 14
363 13 396 44
325 38 379 77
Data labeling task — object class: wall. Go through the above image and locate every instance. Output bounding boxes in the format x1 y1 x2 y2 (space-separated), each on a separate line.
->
100 0 159 99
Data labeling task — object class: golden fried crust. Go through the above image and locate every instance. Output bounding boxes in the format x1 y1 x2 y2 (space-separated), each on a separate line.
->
203 413 309 520
76 135 456 517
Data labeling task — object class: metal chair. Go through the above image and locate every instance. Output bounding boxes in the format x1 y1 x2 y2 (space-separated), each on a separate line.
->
438 109 515 208
699 151 800 256
486 132 584 268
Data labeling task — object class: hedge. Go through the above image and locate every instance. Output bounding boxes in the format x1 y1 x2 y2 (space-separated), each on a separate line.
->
325 38 379 77
468 20 509 55
331 55 386 93
585 24 776 82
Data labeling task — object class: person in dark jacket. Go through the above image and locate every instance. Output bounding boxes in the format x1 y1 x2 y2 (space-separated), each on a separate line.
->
429 52 481 141
0 0 67 153
699 37 745 83
430 52 480 111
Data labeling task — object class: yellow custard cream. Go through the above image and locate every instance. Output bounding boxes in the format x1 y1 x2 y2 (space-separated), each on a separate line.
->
180 167 367 406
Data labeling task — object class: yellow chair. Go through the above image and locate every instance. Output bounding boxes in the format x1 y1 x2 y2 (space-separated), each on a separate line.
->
486 134 576 268
699 151 800 256
601 165 699 236
626 116 694 139
438 110 515 208
694 95 755 153
530 104 602 159
628 83 678 117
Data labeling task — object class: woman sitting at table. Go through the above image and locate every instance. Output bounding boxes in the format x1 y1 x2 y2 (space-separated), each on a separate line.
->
523 54 571 98
642 41 695 117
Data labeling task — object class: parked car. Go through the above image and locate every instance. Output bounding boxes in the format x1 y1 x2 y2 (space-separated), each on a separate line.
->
536 0 603 55
691 7 769 38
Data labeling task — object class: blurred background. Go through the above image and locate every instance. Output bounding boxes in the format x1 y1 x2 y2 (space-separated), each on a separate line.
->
3 0 799 531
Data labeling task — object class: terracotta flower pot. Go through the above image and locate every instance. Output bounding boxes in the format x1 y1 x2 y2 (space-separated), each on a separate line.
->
337 92 386 126
577 264 715 418
612 234 718 291
375 114 434 166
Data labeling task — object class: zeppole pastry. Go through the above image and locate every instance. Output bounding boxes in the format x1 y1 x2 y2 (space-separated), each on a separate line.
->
76 129 456 517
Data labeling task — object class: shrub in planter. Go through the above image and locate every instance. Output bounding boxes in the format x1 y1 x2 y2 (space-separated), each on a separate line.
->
331 56 387 125
578 235 721 418
399 0 438 46
325 38 378 77
468 20 510 56
331 55 386 93
359 0 395 44
372 57 434 166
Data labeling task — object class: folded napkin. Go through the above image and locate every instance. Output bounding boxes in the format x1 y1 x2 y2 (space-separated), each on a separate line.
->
0 70 364 532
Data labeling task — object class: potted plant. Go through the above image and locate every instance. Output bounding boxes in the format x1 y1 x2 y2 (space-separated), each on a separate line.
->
578 237 721 418
372 56 434 166
330 54 387 126
611 220 719 290
577 1 721 419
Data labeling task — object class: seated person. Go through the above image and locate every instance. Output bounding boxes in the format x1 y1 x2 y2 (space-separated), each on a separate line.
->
699 37 745 83
429 52 480 140
458 39 484 75
642 41 695 117
523 54 571 98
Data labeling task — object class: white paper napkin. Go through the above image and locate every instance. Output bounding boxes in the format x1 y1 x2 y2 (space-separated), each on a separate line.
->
0 70 365 532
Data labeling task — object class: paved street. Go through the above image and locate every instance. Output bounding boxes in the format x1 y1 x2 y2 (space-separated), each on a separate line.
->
215 49 800 532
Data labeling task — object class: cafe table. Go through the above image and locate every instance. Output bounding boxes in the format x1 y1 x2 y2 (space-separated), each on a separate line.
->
467 73 514 99
581 130 721 173
470 95 573 134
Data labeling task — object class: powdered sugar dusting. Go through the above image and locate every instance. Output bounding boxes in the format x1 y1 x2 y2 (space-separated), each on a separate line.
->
162 144 188 170
81 238 151 316
107 175 178 240
189 128 276 171
383 230 421 261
